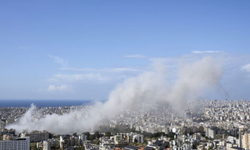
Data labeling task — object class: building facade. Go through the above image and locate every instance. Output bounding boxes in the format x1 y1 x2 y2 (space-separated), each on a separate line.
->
43 140 51 150
21 130 49 142
0 137 30 150
242 132 250 149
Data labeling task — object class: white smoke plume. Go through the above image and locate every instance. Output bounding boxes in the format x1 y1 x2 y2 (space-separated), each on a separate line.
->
7 56 223 134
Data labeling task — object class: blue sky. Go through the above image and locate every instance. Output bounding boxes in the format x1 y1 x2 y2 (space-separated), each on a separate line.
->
0 1 250 100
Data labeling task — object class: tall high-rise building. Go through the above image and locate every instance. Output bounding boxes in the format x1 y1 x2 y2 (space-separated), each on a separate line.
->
0 137 30 150
184 110 192 120
79 134 87 145
242 132 250 149
43 140 51 150
239 126 244 148
206 127 216 139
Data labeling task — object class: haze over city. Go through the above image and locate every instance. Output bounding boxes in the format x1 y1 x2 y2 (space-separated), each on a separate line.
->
1 1 250 150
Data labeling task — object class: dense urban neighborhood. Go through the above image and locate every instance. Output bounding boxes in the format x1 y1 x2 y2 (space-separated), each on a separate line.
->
1 100 250 150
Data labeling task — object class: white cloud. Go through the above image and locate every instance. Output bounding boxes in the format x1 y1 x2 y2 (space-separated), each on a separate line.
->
192 51 223 54
112 68 139 72
60 68 98 72
35 52 250 100
241 63 250 72
51 73 110 82
124 54 146 58
48 85 69 92
49 55 68 67
60 67 140 72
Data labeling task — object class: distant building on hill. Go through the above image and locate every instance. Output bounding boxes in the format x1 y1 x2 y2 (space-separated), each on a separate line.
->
21 130 49 142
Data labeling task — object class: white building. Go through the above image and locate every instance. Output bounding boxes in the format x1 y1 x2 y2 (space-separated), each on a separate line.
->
0 137 30 150
132 134 144 143
43 140 51 150
79 134 87 145
206 127 216 139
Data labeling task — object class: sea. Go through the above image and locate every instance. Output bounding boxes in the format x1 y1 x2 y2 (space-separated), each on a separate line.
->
0 100 100 107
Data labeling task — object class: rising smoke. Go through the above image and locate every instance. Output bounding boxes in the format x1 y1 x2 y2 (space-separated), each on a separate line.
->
7 57 223 134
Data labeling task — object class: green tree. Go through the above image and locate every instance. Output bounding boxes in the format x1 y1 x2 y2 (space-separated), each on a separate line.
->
94 131 100 139
90 134 95 141
167 132 175 140
93 139 100 145
105 132 111 137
